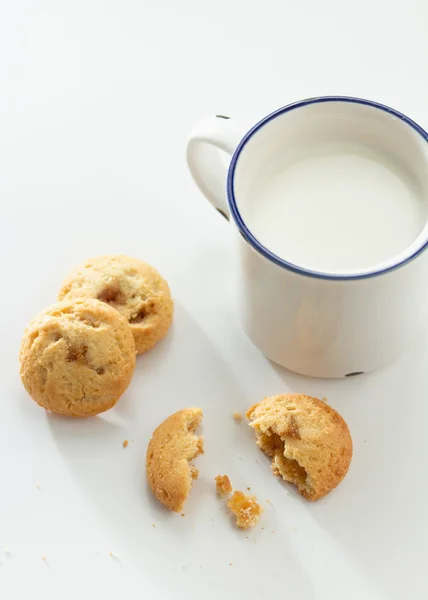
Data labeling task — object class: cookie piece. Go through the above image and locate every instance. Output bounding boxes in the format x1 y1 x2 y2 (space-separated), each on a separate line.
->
227 491 262 529
58 255 173 355
246 394 352 500
215 474 232 496
146 408 203 513
19 298 136 417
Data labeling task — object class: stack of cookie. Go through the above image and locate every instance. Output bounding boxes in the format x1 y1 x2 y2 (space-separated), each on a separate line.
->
19 255 173 417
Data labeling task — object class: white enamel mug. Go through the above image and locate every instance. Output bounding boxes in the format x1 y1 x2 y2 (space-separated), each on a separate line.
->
186 97 428 378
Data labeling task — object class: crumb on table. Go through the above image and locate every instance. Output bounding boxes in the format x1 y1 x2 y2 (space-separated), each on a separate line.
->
122 439 129 448
227 490 262 529
232 412 243 422
215 474 232 496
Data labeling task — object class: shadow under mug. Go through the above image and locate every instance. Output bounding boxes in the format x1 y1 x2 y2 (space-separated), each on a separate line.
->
186 97 428 378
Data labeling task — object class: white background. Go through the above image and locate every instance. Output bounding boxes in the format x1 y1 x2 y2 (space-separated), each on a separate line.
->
0 1 427 598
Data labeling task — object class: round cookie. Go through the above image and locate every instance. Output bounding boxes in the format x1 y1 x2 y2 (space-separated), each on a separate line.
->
246 394 352 500
19 298 136 417
58 255 173 355
146 408 204 513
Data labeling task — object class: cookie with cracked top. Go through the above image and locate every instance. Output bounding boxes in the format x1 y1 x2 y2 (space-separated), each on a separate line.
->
58 255 173 355
19 298 136 417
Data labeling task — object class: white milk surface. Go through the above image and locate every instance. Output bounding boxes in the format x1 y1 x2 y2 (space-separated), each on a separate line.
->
245 142 426 273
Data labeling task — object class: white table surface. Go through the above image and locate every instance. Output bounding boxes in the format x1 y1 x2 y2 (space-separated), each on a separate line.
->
1 1 428 598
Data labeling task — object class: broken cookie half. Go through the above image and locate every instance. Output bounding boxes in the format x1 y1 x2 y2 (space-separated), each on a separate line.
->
215 475 262 529
246 394 352 501
146 408 204 513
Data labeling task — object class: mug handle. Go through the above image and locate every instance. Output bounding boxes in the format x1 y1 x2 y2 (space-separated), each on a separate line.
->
186 115 244 219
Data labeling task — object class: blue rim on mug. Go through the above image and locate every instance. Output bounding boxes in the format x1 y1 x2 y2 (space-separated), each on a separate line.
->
227 96 428 281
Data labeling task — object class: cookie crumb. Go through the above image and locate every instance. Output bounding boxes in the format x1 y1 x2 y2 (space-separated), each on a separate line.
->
109 551 122 566
181 513 185 517
215 474 232 496
232 412 243 422
227 490 262 529
152 524 156 528
41 555 47 562
323 396 329 403
122 439 129 448
247 487 251 491
229 563 232 566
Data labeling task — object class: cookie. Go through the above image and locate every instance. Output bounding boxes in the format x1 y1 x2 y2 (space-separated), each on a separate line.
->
19 298 136 417
227 491 262 529
146 408 204 513
58 255 173 355
246 394 352 500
